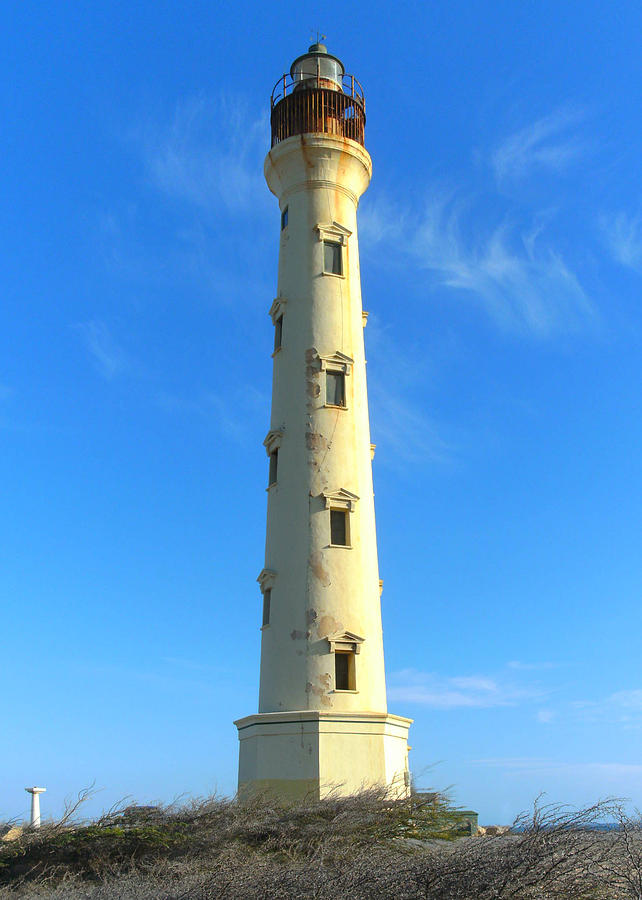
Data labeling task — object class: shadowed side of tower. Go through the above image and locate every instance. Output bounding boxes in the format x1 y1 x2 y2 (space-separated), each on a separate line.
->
234 43 412 800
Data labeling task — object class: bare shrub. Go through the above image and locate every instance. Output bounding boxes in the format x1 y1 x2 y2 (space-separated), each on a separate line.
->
1 791 641 899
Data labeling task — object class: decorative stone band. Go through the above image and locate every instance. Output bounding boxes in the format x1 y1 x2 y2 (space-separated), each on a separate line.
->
264 134 373 209
235 709 413 733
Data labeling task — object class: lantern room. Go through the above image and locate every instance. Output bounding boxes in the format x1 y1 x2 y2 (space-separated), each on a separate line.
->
270 44 366 147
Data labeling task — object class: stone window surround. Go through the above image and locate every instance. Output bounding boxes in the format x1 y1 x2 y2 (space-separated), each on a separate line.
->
328 631 364 693
269 298 287 357
264 429 283 491
269 297 287 324
321 487 359 549
257 568 276 631
317 351 353 410
316 221 351 278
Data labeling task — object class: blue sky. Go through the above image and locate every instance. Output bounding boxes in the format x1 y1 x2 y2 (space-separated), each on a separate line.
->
2 0 642 825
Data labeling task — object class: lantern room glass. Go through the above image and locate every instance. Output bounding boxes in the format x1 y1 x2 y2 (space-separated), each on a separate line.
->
291 53 344 90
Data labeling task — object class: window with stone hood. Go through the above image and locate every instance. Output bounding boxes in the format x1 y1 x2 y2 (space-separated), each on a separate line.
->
268 449 278 486
330 508 348 546
335 650 356 690
326 370 346 407
262 589 271 626
323 240 343 275
274 314 283 351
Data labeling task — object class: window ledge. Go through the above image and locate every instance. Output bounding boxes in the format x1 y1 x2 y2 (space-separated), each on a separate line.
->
266 482 278 492
332 689 359 694
322 271 346 279
324 403 348 410
329 543 352 550
260 624 270 631
271 347 282 358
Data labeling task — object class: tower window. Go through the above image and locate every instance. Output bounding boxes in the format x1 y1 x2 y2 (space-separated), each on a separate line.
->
323 240 343 276
335 651 356 690
268 449 278 486
274 315 283 351
262 589 271 627
281 206 288 230
330 508 348 546
326 371 345 407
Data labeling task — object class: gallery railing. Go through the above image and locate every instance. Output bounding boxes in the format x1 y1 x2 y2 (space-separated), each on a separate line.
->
270 74 366 147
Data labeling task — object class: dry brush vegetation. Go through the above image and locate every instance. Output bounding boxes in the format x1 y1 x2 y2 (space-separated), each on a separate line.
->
1 788 641 899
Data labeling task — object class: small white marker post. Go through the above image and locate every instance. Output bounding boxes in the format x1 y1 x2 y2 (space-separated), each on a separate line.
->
25 787 46 828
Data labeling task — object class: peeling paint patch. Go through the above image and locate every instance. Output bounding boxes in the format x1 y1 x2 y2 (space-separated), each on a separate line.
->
290 629 310 641
317 615 342 637
306 608 318 626
306 432 328 451
309 551 331 586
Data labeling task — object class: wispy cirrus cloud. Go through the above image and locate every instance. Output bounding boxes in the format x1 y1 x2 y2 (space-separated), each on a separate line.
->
600 211 642 272
369 384 452 466
141 94 269 216
574 689 642 727
156 384 267 445
507 660 561 671
75 320 129 380
473 757 642 781
492 107 587 184
410 195 596 336
388 668 547 709
360 105 598 339
359 192 409 248
365 314 453 466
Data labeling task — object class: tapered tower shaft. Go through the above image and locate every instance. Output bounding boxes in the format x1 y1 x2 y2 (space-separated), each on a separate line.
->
235 44 411 800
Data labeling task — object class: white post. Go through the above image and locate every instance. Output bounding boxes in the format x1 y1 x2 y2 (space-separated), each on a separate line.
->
25 787 46 828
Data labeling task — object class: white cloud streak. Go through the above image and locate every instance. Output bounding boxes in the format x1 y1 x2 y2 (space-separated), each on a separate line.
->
388 668 546 709
143 95 270 216
156 385 267 445
574 689 642 726
507 661 560 671
492 108 587 183
600 211 642 271
473 757 642 780
410 195 596 336
365 314 453 466
75 321 128 380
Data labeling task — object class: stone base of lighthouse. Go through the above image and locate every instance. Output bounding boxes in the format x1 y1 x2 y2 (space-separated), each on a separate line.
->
234 710 412 800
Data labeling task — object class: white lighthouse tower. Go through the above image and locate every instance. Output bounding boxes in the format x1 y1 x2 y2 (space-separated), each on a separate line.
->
234 43 412 799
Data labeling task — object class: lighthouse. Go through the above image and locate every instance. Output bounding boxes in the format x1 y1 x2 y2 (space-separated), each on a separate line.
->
234 43 412 799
